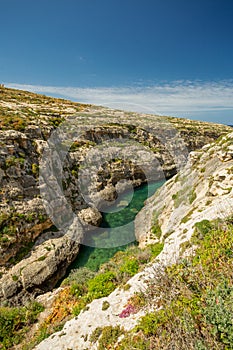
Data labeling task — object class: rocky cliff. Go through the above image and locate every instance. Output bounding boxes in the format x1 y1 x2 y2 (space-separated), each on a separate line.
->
0 86 232 308
32 133 233 350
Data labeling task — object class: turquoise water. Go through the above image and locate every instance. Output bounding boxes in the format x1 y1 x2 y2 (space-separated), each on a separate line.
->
68 180 165 272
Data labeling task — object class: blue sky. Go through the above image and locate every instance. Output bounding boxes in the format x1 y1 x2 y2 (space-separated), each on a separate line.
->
1 0 233 124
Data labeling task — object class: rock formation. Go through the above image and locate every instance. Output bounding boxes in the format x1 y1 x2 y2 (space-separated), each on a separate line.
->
0 86 232 306
33 132 233 350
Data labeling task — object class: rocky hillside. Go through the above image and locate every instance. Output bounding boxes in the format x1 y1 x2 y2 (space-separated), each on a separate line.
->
0 86 231 307
135 131 233 253
0 86 232 349
32 132 233 350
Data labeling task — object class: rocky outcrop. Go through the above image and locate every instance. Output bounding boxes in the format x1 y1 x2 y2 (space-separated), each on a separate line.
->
78 207 102 228
135 132 233 255
0 236 73 305
0 135 52 273
0 221 84 306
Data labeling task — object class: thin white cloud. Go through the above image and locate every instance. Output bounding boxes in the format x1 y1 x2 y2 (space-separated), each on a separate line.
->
5 80 233 118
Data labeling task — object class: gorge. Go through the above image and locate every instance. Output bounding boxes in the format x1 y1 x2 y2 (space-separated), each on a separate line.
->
65 180 165 275
0 86 232 349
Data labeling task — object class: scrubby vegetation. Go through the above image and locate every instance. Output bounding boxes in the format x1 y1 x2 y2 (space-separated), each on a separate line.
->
0 86 88 132
0 302 44 350
91 325 123 350
18 242 163 349
0 209 48 258
114 218 233 350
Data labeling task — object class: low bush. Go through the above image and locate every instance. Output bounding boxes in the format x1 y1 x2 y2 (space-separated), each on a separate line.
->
0 302 44 349
151 220 162 239
90 325 123 350
189 189 197 204
88 271 116 299
70 283 86 297
98 325 123 350
61 267 96 287
119 258 139 277
102 301 110 311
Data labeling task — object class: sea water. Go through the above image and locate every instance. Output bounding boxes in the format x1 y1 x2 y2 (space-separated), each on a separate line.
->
67 180 165 272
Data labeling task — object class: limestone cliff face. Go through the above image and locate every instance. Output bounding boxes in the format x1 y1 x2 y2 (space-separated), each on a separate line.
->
0 86 232 306
33 132 233 350
135 132 233 260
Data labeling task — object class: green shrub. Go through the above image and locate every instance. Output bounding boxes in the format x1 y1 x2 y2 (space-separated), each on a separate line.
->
72 299 89 317
0 213 9 227
48 116 64 127
172 193 178 200
70 283 86 297
33 325 51 344
189 190 197 204
136 309 169 335
12 275 18 281
151 220 162 239
0 116 27 131
102 301 110 311
90 327 102 343
0 302 44 349
117 333 150 349
2 225 16 236
193 219 212 239
203 282 233 347
119 258 139 276
150 242 164 257
97 325 123 350
37 255 46 261
88 271 116 299
61 267 96 286
8 241 34 265
31 163 39 176
181 208 195 224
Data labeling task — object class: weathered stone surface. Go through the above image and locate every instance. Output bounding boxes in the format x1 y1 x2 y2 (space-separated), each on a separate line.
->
135 132 233 252
0 198 52 266
0 225 82 306
78 207 102 228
